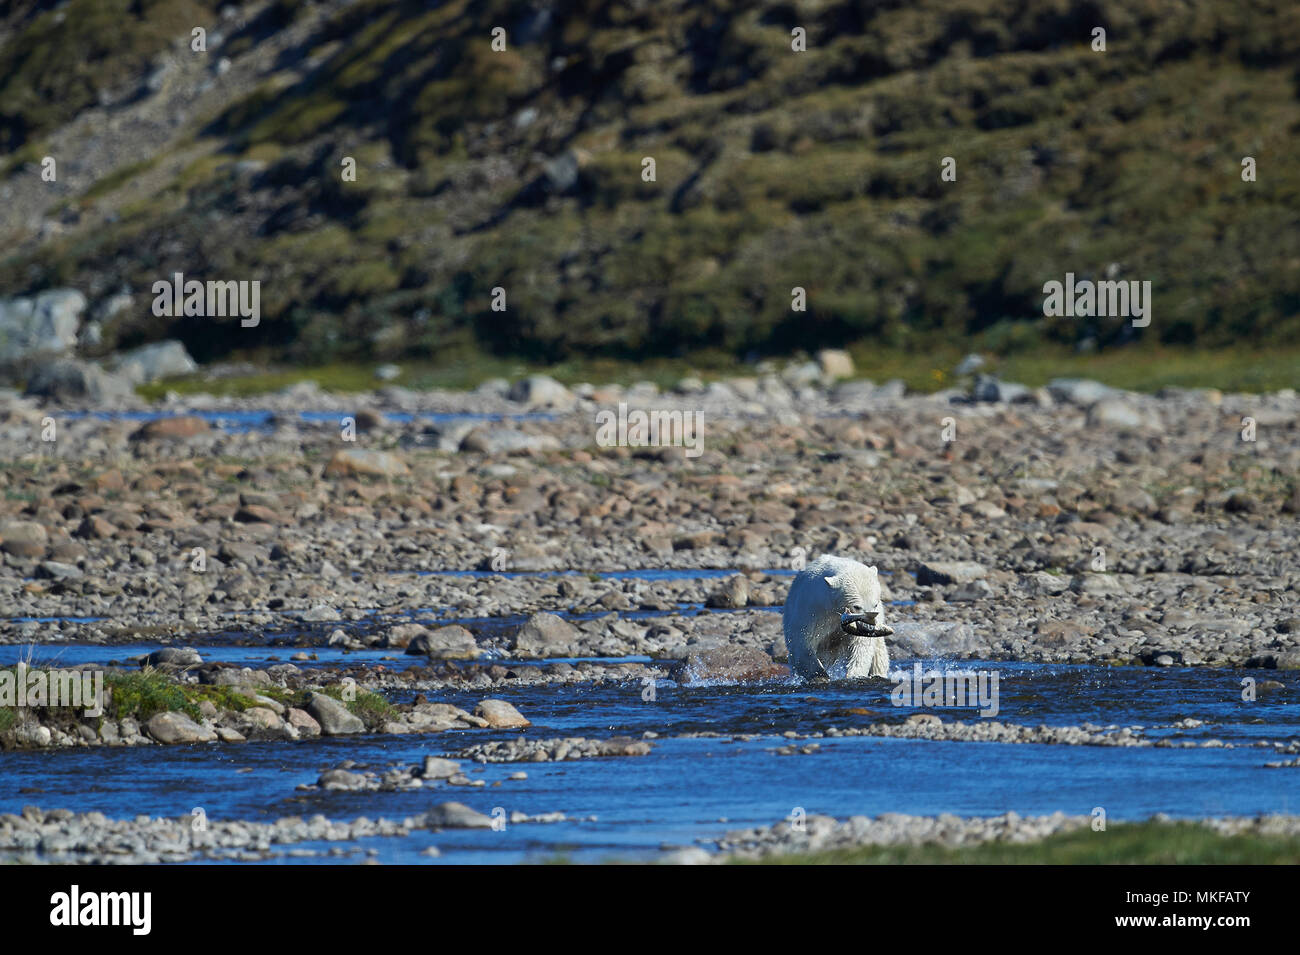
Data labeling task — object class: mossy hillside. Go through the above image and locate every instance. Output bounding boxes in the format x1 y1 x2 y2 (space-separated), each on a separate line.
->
1 0 1298 367
0 0 223 151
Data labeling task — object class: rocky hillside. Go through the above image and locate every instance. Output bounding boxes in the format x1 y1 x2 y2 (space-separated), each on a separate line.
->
1 0 1298 372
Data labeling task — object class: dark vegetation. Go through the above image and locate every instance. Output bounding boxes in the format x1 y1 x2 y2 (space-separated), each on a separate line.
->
1 0 1298 368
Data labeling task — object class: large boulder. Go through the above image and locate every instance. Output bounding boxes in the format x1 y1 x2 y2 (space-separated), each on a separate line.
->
816 349 855 380
408 625 479 659
323 449 410 479
1047 378 1120 407
705 575 750 608
145 711 217 744
888 622 984 658
129 415 211 441
305 692 365 735
458 428 562 454
1086 398 1161 432
0 520 49 558
422 802 495 829
511 612 581 657
0 290 86 363
506 375 575 410
23 359 134 403
142 647 203 667
971 375 1030 403
107 340 197 384
474 699 531 728
916 561 987 586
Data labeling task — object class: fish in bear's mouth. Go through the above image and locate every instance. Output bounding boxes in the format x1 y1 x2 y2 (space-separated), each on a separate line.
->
840 612 894 638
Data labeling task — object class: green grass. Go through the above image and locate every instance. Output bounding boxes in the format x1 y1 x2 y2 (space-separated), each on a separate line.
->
742 822 1300 864
103 670 207 721
303 684 394 728
1 666 395 743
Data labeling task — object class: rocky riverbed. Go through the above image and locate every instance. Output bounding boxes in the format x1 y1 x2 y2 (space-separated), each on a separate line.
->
2 370 1298 862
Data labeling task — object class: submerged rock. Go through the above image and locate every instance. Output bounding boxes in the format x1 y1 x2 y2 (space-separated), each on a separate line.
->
422 802 494 829
674 646 788 684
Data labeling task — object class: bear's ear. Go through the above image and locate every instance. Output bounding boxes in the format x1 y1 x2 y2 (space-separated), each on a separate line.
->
868 565 878 574
822 573 843 590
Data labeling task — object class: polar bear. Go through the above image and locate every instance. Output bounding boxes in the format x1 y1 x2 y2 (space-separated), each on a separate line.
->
783 554 892 680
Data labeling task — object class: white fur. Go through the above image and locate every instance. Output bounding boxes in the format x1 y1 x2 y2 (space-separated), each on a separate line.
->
783 554 889 680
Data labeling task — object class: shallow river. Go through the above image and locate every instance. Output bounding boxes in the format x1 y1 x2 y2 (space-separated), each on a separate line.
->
3 663 1296 863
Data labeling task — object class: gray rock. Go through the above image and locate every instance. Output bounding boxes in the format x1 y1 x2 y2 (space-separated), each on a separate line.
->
286 708 321 737
674 646 787 684
300 605 341 623
207 666 271 687
23 359 134 403
145 712 216 744
0 289 86 362
474 699 531 728
916 561 987 585
459 428 562 454
318 769 367 790
1047 378 1120 407
143 647 203 667
15 724 53 747
322 449 410 478
1086 398 1160 431
816 349 854 380
420 757 461 780
889 622 983 657
541 152 581 193
948 579 994 601
506 374 575 410
409 625 479 659
106 340 197 384
0 520 48 558
306 693 365 735
782 360 823 388
971 375 1030 403
705 575 750 608
36 556 81 579
422 802 494 829
512 612 581 656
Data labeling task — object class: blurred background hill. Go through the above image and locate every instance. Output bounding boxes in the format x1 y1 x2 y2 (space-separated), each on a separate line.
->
1 0 1298 392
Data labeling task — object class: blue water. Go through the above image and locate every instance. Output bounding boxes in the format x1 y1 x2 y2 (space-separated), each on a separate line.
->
0 643 651 670
3 664 1296 863
61 409 559 431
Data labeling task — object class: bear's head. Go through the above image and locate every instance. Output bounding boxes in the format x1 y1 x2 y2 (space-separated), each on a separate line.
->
823 563 884 636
